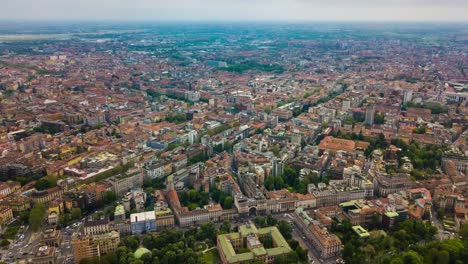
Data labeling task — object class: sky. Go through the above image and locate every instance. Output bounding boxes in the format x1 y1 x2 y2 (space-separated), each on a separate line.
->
1 0 468 22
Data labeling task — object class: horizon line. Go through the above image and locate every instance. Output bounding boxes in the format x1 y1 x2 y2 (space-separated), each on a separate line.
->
1 19 468 24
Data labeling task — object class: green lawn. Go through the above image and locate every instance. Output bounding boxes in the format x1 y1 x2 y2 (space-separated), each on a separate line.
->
202 248 220 264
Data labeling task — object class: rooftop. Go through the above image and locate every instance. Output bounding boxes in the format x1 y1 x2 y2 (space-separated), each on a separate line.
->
352 225 370 238
218 224 292 263
130 211 156 223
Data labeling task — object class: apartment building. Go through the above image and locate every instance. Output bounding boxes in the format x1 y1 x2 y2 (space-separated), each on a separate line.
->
309 223 342 258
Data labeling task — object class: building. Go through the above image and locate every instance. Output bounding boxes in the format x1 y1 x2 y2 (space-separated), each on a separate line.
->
408 188 432 220
42 227 62 248
17 134 46 153
154 207 175 230
352 225 370 238
271 158 284 178
29 186 63 205
309 223 342 258
153 190 175 229
365 105 375 126
72 233 98 264
0 207 13 227
177 208 211 227
185 91 200 102
403 90 413 104
130 211 156 234
317 136 367 154
32 245 57 264
445 82 468 103
434 188 465 213
0 181 20 196
340 199 384 227
106 172 144 197
114 204 126 223
382 211 399 229
342 100 351 112
372 173 413 197
217 224 292 264
271 108 293 121
72 231 120 264
93 231 121 256
83 217 110 235
145 161 167 179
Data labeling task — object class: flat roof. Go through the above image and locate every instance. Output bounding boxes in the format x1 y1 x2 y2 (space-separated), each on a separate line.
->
115 205 125 216
352 225 370 238
385 211 399 217
130 211 155 223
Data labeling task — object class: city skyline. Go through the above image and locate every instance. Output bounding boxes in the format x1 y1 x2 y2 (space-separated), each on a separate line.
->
0 2 466 264
1 0 468 22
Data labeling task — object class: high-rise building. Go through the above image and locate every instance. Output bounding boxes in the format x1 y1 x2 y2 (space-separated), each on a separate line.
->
342 100 351 111
271 158 284 178
365 105 375 126
166 175 174 192
403 90 413 104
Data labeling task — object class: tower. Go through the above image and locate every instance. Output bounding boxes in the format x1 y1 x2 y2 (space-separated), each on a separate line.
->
166 175 174 192
271 158 284 178
403 90 413 104
365 105 375 126
342 100 351 112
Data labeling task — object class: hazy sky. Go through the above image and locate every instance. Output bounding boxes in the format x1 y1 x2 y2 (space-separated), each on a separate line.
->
1 0 468 22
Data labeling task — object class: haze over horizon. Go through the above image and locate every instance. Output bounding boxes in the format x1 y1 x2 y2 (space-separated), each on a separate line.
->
1 0 468 22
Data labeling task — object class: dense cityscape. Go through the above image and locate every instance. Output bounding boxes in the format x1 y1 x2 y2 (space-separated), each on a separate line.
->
0 21 467 264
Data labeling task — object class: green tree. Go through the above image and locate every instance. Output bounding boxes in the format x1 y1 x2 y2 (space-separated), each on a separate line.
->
271 144 281 157
459 224 468 240
374 112 385 124
122 236 140 251
402 250 423 264
266 215 278 226
198 222 217 243
277 220 292 240
71 208 82 220
34 178 52 190
283 166 298 186
413 126 426 134
223 196 233 209
219 221 232 234
29 203 46 231
390 257 404 264
435 250 450 264
102 191 117 205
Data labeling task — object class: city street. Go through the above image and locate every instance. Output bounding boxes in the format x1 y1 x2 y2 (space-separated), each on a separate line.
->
2 225 39 263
